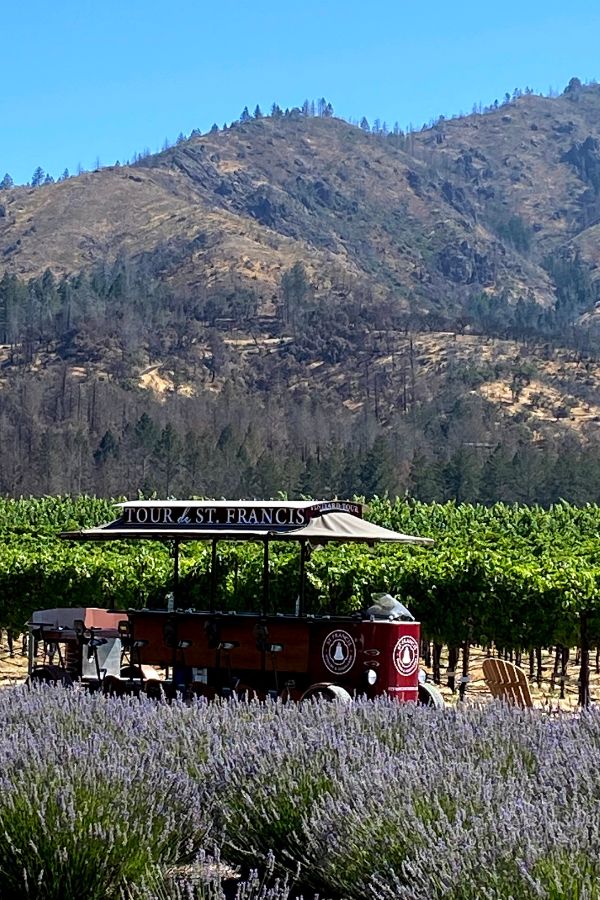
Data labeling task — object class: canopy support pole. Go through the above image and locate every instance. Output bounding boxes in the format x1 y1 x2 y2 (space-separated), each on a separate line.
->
210 539 218 612
298 540 307 617
262 539 269 617
172 539 180 608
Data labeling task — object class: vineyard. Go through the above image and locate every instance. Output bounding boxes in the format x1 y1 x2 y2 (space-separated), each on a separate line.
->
1 496 600 700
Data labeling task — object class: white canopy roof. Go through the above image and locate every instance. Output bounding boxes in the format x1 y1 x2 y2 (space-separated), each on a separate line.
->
61 500 432 546
284 511 433 545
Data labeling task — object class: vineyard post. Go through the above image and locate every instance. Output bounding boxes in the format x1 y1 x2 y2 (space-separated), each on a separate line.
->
560 647 569 700
432 643 442 684
459 620 473 701
536 647 542 686
579 610 590 707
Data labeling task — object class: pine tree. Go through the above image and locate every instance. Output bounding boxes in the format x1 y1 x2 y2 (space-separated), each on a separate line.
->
359 436 394 497
280 262 309 326
480 446 514 503
0 271 12 342
133 413 159 486
408 452 444 502
240 106 251 123
0 173 13 190
442 448 481 503
253 105 263 119
152 425 182 497
360 117 370 133
31 166 45 187
93 430 119 465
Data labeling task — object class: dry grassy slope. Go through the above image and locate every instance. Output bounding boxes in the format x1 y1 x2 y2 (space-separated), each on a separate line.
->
412 89 600 256
137 115 557 305
126 328 600 441
1 318 596 453
0 112 570 309
0 167 318 295
349 332 600 437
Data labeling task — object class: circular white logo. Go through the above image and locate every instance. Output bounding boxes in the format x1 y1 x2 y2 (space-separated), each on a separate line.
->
322 630 356 675
393 635 419 677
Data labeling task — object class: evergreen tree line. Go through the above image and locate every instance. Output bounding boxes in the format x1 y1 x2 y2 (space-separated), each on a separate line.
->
0 256 599 501
394 251 600 356
0 370 596 503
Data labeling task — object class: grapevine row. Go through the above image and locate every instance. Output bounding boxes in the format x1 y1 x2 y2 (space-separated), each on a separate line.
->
1 497 599 660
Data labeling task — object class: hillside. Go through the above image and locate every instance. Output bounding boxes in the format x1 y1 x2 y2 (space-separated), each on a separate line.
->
2 82 600 501
0 109 561 307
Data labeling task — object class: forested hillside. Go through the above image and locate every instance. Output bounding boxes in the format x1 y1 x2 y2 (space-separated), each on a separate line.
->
3 80 600 500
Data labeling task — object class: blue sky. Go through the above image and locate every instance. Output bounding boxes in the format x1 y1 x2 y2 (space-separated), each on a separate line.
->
2 0 599 184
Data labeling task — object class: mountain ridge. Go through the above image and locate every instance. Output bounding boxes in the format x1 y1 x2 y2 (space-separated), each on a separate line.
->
2 83 600 500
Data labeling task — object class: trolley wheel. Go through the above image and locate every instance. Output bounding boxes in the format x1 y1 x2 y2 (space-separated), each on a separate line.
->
27 665 73 688
120 665 144 680
300 682 352 702
102 674 127 697
144 679 163 700
418 681 445 708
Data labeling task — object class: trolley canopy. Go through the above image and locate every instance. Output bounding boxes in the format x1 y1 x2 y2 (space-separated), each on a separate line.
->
61 499 433 546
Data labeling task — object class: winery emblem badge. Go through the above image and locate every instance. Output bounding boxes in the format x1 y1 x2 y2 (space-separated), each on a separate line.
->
393 635 419 677
322 630 356 675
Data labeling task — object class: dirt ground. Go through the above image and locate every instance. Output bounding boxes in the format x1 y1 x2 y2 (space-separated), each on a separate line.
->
0 644 28 686
431 646 594 710
0 637 595 709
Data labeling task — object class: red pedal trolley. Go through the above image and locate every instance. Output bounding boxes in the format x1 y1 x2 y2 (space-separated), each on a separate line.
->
40 500 441 705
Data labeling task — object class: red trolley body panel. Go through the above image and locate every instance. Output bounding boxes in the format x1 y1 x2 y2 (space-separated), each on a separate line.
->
306 619 420 700
128 609 421 701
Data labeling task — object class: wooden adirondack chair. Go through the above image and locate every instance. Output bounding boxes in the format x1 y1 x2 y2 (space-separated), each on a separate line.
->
482 657 533 708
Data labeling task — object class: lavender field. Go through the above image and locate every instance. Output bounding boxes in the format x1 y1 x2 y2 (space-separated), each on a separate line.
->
1 687 600 899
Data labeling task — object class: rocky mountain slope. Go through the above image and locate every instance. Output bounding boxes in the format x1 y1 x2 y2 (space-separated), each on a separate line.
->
2 80 600 500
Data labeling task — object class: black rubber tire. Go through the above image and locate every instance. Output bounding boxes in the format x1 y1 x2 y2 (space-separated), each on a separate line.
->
144 680 164 700
418 681 445 707
102 674 126 696
300 683 352 702
27 665 73 688
120 664 144 680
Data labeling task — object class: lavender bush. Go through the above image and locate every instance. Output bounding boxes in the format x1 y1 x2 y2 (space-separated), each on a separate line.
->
2 687 600 898
125 852 308 899
0 688 212 899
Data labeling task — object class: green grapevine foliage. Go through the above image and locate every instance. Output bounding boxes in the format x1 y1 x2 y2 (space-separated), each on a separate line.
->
1 496 600 650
